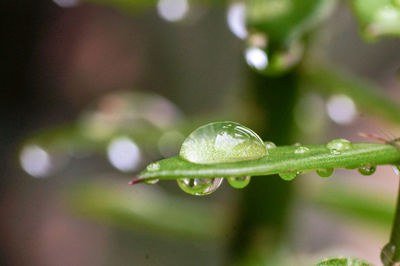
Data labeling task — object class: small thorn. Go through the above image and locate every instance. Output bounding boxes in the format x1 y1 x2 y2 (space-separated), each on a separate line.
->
358 132 388 143
129 178 140 185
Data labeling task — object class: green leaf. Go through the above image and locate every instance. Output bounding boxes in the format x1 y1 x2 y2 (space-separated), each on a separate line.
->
65 180 230 240
135 143 400 182
304 183 395 227
349 0 400 40
314 257 372 266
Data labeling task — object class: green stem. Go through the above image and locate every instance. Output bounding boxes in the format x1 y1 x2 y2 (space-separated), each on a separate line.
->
382 175 400 265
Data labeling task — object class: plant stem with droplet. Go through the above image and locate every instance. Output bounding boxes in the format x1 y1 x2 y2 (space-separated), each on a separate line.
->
382 177 400 265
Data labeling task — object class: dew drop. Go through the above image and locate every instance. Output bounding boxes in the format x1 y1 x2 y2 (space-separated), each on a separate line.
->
316 168 334 178
294 146 310 154
228 176 251 189
279 172 297 181
264 141 276 149
381 242 397 266
146 162 160 172
326 138 352 155
179 121 267 164
177 177 223 196
144 179 159 185
358 165 376 176
392 165 400 176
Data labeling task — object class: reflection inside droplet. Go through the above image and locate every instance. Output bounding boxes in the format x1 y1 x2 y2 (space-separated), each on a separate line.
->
226 2 247 39
157 0 189 22
326 94 357 125
107 137 141 172
20 145 52 177
245 47 268 70
52 0 79 8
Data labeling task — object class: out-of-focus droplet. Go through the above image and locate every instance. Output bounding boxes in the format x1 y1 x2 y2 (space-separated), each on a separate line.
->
245 47 269 70
177 177 223 196
316 168 334 178
158 130 185 158
326 94 357 125
279 172 297 181
326 138 352 155
20 145 52 178
267 41 304 74
226 2 247 39
228 176 251 189
358 165 377 176
157 0 189 22
79 91 182 141
53 0 79 8
107 137 141 172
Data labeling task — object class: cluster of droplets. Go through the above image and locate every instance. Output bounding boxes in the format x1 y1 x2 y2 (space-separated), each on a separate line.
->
143 129 387 194
176 121 268 196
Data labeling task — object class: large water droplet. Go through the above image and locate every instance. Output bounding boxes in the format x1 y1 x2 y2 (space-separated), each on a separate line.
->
381 242 397 266
316 168 334 178
264 141 276 149
179 121 267 164
294 146 310 154
228 176 251 189
358 165 376 176
177 178 223 196
326 138 352 155
279 172 297 181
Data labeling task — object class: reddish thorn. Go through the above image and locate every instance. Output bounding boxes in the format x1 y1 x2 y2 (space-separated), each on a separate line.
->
358 132 388 143
129 178 141 185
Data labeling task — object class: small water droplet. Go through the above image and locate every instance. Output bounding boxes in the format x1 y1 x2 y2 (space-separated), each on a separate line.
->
279 172 297 181
316 168 334 178
228 176 251 189
177 177 223 196
381 242 397 266
294 146 310 154
264 141 276 149
392 165 400 176
144 179 159 185
146 162 160 171
326 138 352 155
358 165 376 176
180 121 267 164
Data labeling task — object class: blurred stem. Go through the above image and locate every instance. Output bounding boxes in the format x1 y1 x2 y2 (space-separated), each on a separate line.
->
382 179 400 265
229 69 298 264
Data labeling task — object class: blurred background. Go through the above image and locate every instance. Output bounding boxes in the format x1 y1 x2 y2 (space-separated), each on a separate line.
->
1 0 400 265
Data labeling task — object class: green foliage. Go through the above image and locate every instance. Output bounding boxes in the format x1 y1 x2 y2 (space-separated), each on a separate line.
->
350 0 400 40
